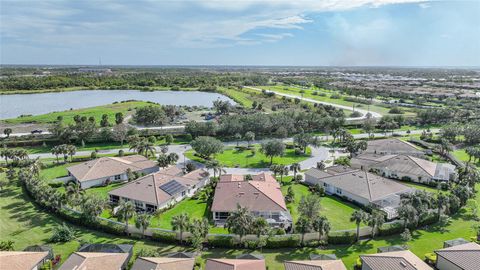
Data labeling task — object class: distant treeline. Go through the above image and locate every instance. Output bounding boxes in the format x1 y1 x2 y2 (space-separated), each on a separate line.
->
0 71 269 91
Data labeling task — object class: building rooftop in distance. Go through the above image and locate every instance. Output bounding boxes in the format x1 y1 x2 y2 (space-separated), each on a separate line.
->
205 258 266 270
360 250 432 270
364 138 424 156
435 242 480 270
58 252 130 270
284 260 347 270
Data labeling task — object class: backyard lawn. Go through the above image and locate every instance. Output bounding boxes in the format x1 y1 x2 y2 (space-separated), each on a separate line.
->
185 145 312 168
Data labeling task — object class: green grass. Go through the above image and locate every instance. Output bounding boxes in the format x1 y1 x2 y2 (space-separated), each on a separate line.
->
185 145 311 168
452 149 480 169
4 101 153 125
218 87 254 108
1 167 479 270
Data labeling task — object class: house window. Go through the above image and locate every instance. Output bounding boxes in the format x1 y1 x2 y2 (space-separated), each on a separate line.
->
418 176 422 181
214 212 229 220
335 188 342 195
134 200 143 209
114 175 121 180
181 191 186 196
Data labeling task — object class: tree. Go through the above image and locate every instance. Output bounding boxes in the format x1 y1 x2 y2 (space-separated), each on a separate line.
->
100 114 110 127
436 193 449 217
65 182 84 205
135 213 152 237
206 159 223 178
290 163 301 180
67 144 76 162
0 240 15 251
438 138 453 156
81 194 106 221
117 200 136 233
234 133 242 147
252 217 270 237
316 161 326 170
367 211 385 239
165 134 174 145
157 154 170 169
295 216 312 245
112 124 128 146
466 199 478 219
130 138 156 158
298 195 321 219
261 140 285 165
244 131 255 147
3 128 12 138
362 118 376 139
189 218 210 250
293 133 319 153
350 210 368 242
190 136 223 159
213 100 232 115
115 112 124 124
49 222 75 243
312 215 331 242
29 158 43 177
285 186 295 203
133 105 168 126
225 204 253 242
400 228 412 242
171 213 190 244
452 185 474 206
398 203 419 229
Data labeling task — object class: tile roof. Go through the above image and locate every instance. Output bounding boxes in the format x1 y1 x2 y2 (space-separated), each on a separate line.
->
305 168 412 203
58 252 129 270
211 173 287 212
109 168 209 206
435 242 480 270
131 257 195 270
364 139 424 156
360 250 432 270
0 251 48 270
284 260 347 270
67 155 157 182
205 259 266 270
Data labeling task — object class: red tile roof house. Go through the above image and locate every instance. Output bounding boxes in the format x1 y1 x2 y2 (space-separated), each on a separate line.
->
66 155 159 189
305 166 413 219
205 258 266 270
351 154 456 184
360 250 433 270
211 173 292 229
0 251 50 270
108 167 210 213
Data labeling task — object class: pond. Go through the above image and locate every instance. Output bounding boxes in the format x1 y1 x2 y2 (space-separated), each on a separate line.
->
0 90 234 119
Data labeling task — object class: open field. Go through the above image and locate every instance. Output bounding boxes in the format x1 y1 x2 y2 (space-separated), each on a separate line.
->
4 101 153 125
185 145 312 168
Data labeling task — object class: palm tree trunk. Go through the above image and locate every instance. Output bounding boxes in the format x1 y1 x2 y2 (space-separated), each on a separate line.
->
356 224 360 242
301 233 305 245
270 156 273 165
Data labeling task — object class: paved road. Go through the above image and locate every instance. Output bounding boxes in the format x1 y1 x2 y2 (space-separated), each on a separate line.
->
244 86 383 120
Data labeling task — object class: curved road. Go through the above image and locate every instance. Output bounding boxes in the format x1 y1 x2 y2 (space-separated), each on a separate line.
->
243 86 383 120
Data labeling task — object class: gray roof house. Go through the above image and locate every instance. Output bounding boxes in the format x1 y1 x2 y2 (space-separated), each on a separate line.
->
131 257 195 270
109 167 210 212
351 154 456 183
363 138 425 157
284 260 347 270
67 155 158 189
0 251 49 270
435 242 480 270
305 166 413 219
360 250 432 270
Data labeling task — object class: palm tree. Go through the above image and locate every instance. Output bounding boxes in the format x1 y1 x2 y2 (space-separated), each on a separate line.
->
295 216 312 245
367 211 385 239
130 139 156 158
51 146 60 164
312 215 331 242
167 152 179 164
350 210 368 242
252 217 270 238
157 154 170 169
189 218 210 250
0 148 13 165
51 191 66 212
135 213 152 237
67 145 77 162
278 165 288 183
29 158 43 177
171 213 190 244
117 200 136 233
436 193 449 217
290 163 301 180
205 159 220 178
65 182 84 205
225 204 253 242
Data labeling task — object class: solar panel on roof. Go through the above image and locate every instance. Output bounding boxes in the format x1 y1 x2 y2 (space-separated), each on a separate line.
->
159 180 186 195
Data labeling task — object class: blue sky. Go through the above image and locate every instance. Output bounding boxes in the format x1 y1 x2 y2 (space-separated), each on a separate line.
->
1 0 479 66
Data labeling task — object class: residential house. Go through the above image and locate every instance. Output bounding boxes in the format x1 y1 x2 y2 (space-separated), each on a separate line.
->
131 257 195 270
109 167 210 212
363 138 425 157
0 251 49 270
205 258 266 270
284 260 347 270
435 242 480 270
211 173 292 229
351 154 456 184
66 155 158 189
58 252 130 270
360 250 432 270
305 166 413 219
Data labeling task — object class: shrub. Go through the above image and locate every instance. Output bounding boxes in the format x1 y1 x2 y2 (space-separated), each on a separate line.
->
389 107 404 114
206 235 235 248
327 231 356 245
48 182 64 188
151 230 178 244
401 176 412 182
0 240 14 251
425 253 437 265
350 111 362 118
49 222 75 243
400 228 412 242
118 149 124 157
266 235 300 248
330 94 341 99
90 151 97 159
378 222 404 236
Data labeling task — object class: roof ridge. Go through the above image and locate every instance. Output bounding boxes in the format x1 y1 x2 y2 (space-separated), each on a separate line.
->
80 158 103 181
365 171 373 200
316 168 361 179
407 155 435 177
249 181 287 211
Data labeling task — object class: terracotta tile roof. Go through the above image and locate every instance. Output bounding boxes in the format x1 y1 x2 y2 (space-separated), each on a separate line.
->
205 259 266 270
132 257 195 270
0 251 48 270
211 173 287 212
284 260 347 270
306 168 412 203
58 252 129 270
109 168 208 206
67 155 158 182
435 242 480 270
360 250 432 270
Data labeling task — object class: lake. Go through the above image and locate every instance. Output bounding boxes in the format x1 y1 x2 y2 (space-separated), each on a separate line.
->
0 90 234 119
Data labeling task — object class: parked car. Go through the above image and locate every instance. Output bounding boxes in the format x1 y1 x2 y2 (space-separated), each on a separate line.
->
31 129 43 134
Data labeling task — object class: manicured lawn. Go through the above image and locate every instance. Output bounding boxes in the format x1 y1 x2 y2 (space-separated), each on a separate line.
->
280 178 360 231
4 101 152 125
86 182 125 197
217 87 254 108
453 148 480 169
185 145 312 168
